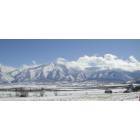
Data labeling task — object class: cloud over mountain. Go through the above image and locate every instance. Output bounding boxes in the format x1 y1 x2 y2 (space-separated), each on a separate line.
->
56 54 140 72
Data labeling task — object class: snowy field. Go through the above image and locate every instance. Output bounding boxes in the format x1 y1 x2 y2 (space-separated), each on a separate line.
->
0 91 140 101
0 83 140 101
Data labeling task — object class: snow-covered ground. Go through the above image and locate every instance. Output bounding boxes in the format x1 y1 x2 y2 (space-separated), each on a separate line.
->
0 83 140 101
0 92 140 101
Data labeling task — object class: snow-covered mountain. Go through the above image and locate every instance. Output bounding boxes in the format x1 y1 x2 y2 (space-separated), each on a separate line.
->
13 63 82 83
0 72 11 83
0 64 15 73
0 64 15 83
10 63 140 83
0 54 140 84
85 69 133 82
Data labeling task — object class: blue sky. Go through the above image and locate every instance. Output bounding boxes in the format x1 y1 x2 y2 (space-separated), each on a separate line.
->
0 39 140 67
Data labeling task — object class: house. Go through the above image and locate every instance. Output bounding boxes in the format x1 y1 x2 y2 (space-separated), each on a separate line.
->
105 88 112 94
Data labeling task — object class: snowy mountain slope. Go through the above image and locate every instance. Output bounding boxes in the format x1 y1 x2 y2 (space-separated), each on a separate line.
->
85 69 133 82
12 63 88 83
0 64 15 73
13 63 75 82
11 63 140 83
0 64 16 83
0 72 14 83
128 71 140 79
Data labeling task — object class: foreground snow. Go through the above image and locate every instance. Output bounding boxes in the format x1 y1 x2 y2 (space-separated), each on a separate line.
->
0 85 140 101
0 92 140 101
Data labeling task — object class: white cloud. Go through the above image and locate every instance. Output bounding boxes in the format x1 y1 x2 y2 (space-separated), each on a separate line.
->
21 60 39 70
32 60 37 65
128 56 138 63
56 54 140 72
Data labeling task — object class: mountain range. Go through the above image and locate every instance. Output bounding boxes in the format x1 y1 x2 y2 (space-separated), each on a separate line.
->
0 54 140 84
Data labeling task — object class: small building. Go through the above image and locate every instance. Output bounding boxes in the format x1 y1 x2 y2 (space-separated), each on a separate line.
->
105 88 112 94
